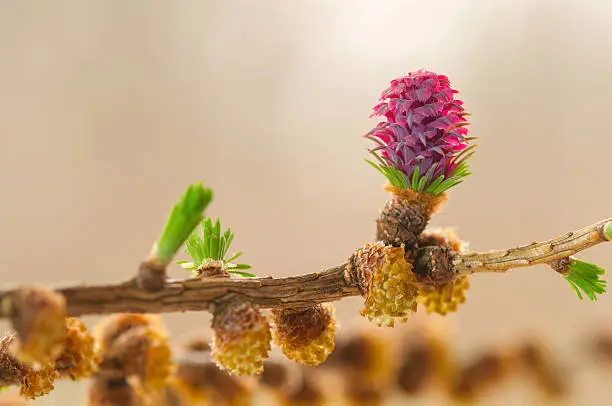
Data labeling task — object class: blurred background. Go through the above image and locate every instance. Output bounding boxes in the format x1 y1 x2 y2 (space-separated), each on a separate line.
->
0 0 611 404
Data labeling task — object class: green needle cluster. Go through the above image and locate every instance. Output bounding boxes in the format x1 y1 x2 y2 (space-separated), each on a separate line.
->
178 218 254 277
564 258 607 301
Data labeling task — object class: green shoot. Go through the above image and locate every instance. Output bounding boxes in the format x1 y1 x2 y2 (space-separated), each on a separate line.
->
154 183 213 265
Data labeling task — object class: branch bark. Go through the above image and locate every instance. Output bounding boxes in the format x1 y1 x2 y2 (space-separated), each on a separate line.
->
0 219 609 319
0 264 357 318
453 218 611 274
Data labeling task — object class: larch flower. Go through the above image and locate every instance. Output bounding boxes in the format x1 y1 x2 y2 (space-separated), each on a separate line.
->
366 70 473 196
211 302 271 375
270 304 336 366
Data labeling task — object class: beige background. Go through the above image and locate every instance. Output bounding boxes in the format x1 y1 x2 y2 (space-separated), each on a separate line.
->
0 1 611 404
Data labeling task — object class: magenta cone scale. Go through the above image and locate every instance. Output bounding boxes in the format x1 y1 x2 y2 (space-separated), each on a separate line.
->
366 70 474 195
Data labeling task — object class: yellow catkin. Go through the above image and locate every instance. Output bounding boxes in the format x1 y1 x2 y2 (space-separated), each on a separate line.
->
96 314 173 391
351 243 419 327
418 276 470 316
271 304 336 366
19 363 56 400
56 317 101 380
107 327 173 390
143 329 173 390
211 302 271 375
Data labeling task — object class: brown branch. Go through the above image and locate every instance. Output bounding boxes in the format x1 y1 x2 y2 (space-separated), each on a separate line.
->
454 218 611 274
0 264 356 318
0 219 609 319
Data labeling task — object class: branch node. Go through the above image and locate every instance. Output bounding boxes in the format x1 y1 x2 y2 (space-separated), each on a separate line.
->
137 260 167 292
549 257 572 275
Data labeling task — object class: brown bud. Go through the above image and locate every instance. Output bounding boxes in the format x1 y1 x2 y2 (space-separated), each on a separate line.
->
416 228 469 315
137 259 166 292
419 228 466 253
376 185 446 246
